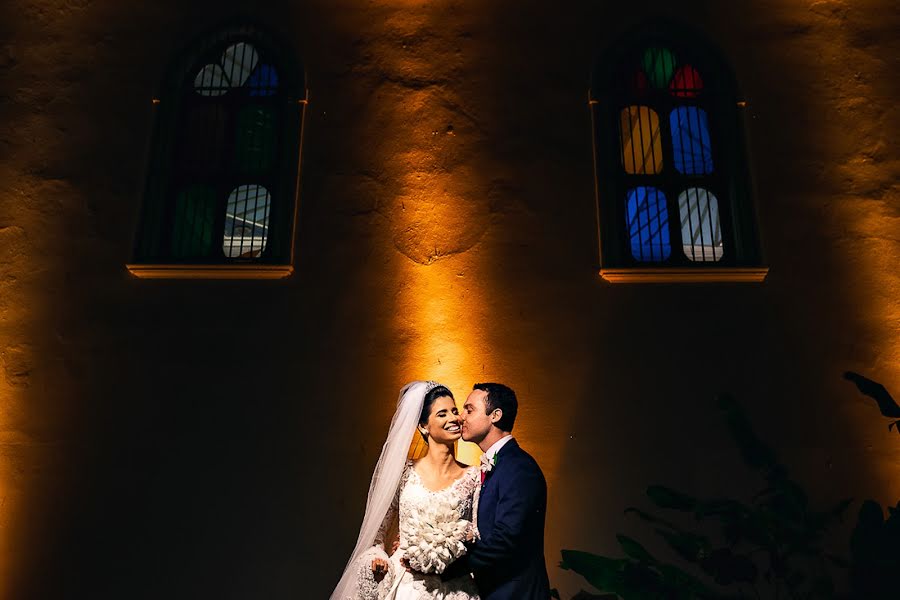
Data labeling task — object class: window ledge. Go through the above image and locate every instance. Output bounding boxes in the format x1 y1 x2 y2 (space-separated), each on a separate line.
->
126 264 293 280
600 267 769 284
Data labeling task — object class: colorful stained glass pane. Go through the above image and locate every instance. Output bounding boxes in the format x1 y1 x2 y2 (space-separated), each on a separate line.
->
172 185 217 258
180 104 227 172
625 69 649 96
620 106 664 174
235 106 275 172
670 107 714 175
223 185 270 259
221 42 259 88
678 188 723 262
194 42 260 96
194 63 229 96
626 187 671 262
669 64 703 98
247 64 279 96
641 47 676 89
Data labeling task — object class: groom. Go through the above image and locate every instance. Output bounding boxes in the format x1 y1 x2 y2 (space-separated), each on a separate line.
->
455 382 551 599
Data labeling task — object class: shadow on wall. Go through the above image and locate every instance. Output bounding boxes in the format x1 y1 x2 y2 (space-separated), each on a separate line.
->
556 374 900 600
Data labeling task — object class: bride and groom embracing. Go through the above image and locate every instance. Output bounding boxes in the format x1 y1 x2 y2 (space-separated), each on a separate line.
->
331 381 551 600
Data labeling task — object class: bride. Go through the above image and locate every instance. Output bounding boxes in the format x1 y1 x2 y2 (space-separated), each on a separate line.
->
331 381 481 600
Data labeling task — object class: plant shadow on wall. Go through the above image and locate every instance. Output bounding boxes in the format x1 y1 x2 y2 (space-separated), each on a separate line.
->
551 374 900 600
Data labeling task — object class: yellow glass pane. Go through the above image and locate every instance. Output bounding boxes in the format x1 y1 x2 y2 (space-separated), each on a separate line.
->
619 106 664 174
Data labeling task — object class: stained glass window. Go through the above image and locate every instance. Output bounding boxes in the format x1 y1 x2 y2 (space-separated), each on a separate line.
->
641 47 676 89
194 42 260 96
678 188 723 262
670 107 713 175
180 104 227 172
224 185 270 258
172 185 216 258
591 26 763 278
669 64 703 98
235 106 276 172
626 187 671 262
134 25 305 275
620 106 664 174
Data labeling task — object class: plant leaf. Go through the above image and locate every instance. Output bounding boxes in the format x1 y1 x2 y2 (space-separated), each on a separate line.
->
617 534 656 563
560 550 629 596
699 548 758 586
717 393 784 478
646 485 698 511
624 507 679 531
653 527 709 564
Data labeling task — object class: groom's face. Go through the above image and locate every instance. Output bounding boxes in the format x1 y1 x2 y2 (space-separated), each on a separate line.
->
461 389 492 443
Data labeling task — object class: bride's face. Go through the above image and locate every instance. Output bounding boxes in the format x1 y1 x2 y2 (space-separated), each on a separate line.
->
420 396 462 444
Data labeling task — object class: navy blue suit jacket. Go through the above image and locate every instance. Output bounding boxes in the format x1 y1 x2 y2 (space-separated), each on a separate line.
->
467 439 550 600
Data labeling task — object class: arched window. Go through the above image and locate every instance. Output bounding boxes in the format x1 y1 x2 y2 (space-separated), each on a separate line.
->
590 24 766 283
129 25 306 279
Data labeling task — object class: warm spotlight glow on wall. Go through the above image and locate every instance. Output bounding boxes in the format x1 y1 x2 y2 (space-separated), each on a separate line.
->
362 0 496 468
395 244 490 467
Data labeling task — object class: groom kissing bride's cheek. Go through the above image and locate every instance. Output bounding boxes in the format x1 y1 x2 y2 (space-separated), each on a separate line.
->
455 383 551 600
331 381 551 600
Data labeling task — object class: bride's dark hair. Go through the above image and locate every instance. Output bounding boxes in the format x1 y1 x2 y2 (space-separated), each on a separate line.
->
419 385 454 427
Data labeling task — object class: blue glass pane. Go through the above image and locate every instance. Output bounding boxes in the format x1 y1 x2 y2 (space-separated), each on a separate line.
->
247 64 279 97
670 107 714 175
626 187 671 262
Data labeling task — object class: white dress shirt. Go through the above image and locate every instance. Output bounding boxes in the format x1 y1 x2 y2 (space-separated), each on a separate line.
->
483 434 514 465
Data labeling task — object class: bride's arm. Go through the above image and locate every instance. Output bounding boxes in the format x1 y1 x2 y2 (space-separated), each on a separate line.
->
369 464 406 581
374 466 403 551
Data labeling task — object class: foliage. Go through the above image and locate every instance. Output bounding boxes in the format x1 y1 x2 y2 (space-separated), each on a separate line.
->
842 372 900 599
559 394 849 599
557 375 900 599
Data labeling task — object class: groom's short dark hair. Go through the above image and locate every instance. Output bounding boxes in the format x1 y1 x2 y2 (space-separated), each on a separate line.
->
473 383 518 432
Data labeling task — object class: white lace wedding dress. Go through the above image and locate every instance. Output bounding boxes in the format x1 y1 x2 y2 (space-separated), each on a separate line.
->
373 461 481 600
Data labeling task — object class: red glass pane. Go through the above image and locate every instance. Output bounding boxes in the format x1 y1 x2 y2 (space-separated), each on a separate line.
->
628 69 649 95
669 65 704 98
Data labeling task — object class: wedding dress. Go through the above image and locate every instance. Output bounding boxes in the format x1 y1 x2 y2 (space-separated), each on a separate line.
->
373 461 481 600
331 381 481 600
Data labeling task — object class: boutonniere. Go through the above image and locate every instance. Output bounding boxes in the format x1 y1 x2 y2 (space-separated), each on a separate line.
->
479 453 497 473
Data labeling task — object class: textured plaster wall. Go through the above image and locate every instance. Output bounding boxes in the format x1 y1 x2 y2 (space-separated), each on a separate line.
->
0 0 898 598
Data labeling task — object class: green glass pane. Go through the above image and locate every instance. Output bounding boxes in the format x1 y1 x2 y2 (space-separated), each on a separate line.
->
235 106 275 172
171 185 217 258
641 47 676 89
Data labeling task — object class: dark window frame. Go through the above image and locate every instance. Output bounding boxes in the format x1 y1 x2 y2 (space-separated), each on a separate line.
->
590 22 766 283
129 23 307 280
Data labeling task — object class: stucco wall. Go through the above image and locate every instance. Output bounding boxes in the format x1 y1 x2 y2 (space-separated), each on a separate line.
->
1 0 898 597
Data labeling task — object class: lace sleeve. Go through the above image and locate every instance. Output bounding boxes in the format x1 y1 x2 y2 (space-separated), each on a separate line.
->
374 461 409 549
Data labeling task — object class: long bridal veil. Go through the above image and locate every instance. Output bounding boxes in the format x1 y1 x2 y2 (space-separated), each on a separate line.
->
330 381 436 600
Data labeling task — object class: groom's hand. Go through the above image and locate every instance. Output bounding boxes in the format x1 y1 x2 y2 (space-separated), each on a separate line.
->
439 556 471 582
